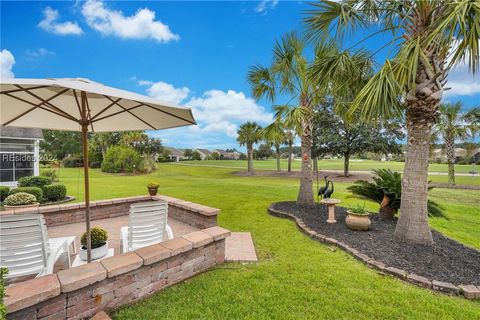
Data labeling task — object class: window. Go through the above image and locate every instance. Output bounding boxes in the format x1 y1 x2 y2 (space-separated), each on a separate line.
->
0 139 36 183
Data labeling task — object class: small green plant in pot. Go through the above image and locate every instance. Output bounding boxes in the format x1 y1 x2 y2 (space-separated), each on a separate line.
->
346 203 371 231
147 182 160 196
79 227 109 261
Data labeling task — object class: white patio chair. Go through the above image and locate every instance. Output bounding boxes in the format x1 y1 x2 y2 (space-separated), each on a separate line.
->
0 214 76 279
120 201 173 253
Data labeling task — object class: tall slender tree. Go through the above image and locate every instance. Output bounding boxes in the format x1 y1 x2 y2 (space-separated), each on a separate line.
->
304 0 479 245
248 33 338 205
237 122 262 175
262 120 286 172
435 103 471 185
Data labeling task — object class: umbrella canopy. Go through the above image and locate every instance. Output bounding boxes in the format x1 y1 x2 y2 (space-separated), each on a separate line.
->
0 78 196 262
1 78 195 131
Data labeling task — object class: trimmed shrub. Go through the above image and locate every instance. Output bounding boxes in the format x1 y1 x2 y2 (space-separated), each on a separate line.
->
0 186 10 202
43 184 67 202
81 227 108 249
0 267 7 320
9 187 43 203
101 146 142 173
4 192 37 206
63 156 83 168
89 161 102 169
17 176 52 190
41 169 58 182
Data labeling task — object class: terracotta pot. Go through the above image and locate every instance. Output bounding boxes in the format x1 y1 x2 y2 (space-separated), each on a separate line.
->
4 203 40 210
79 242 109 261
148 187 158 196
345 211 371 231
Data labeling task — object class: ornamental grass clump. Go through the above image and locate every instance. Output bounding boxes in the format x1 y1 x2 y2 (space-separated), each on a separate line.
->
81 227 108 249
4 192 37 206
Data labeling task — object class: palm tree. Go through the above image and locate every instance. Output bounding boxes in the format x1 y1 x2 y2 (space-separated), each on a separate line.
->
262 120 286 172
237 122 262 175
304 0 479 245
248 32 334 205
435 103 470 185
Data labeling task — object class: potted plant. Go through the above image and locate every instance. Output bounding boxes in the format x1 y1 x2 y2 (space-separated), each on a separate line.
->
3 192 40 209
79 227 109 261
345 203 371 231
147 182 160 196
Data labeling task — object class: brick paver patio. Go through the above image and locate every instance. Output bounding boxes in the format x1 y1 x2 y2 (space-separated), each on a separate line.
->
48 215 199 255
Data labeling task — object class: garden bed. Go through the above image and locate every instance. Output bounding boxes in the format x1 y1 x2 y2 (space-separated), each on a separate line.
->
269 201 480 287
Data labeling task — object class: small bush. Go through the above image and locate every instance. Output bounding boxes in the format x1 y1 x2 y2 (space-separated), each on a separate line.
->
63 156 83 168
43 184 67 202
89 161 102 169
81 227 108 249
4 192 37 206
41 169 58 182
9 187 43 203
101 146 142 173
17 176 52 189
0 186 10 202
0 267 7 320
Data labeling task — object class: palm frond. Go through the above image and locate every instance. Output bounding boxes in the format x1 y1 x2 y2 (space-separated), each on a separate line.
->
247 65 276 101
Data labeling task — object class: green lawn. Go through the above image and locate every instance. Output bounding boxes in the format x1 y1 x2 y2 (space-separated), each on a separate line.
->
178 158 479 174
51 165 480 319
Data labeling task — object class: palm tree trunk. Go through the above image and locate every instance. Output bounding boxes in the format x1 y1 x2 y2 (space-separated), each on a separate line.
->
445 134 455 185
276 144 281 172
394 112 434 245
247 144 254 175
297 119 314 206
287 140 292 173
343 153 350 177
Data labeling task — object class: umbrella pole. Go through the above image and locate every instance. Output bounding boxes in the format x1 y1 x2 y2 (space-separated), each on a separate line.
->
82 124 92 263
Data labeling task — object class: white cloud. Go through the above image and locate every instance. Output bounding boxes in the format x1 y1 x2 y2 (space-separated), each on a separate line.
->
38 7 83 35
143 81 273 143
0 49 15 79
81 0 179 43
26 48 55 58
444 40 480 98
255 0 279 13
141 81 190 104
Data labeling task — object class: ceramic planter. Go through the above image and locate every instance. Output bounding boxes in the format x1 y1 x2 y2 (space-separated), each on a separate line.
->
148 187 158 196
346 211 371 231
79 242 109 261
4 203 40 210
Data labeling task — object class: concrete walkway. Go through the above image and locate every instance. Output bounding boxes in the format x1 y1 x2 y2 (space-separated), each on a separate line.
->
225 232 258 263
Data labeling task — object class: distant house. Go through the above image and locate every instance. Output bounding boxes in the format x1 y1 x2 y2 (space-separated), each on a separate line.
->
0 126 43 186
166 147 185 162
472 148 480 164
454 148 467 163
231 151 241 160
195 149 211 160
213 149 237 160
431 148 468 163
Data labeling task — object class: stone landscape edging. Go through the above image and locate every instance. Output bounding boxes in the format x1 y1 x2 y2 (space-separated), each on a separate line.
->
267 205 480 300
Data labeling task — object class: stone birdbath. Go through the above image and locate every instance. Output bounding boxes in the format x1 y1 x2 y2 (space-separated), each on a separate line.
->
320 198 341 223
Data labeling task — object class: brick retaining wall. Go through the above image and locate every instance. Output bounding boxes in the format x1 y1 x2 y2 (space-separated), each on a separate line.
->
1 195 220 229
5 226 231 320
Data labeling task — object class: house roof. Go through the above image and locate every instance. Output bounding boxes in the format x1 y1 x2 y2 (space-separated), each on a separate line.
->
166 147 184 157
0 125 43 139
195 148 211 155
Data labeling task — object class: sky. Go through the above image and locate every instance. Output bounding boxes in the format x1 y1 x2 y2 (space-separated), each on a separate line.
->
1 0 479 150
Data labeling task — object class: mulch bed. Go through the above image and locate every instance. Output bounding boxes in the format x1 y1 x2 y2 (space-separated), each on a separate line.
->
270 201 480 286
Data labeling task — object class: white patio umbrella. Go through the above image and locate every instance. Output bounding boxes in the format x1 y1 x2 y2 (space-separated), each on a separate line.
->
0 78 196 262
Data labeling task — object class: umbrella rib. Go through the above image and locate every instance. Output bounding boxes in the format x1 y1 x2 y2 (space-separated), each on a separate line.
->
85 95 95 132
103 96 157 130
2 91 79 125
13 86 77 121
72 90 83 119
91 103 143 123
0 85 49 95
139 102 196 125
90 97 122 121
